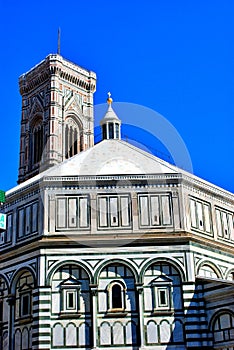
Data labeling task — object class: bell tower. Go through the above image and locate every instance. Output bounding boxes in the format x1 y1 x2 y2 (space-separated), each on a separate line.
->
18 54 96 184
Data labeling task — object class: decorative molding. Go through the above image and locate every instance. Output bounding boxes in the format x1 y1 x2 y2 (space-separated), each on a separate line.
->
218 265 228 276
47 260 57 270
175 256 185 266
129 258 145 268
85 259 103 269
29 262 37 273
194 257 203 267
19 54 96 94
5 271 15 282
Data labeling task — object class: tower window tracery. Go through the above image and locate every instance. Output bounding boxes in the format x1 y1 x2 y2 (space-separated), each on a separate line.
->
32 120 43 165
65 117 82 159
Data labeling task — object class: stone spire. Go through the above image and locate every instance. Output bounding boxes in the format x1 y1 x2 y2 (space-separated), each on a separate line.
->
100 92 121 140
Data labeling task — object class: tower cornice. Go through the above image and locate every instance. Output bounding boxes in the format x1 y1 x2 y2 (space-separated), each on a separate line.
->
19 54 96 95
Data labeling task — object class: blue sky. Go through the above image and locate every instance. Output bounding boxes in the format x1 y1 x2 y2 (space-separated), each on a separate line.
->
0 0 233 192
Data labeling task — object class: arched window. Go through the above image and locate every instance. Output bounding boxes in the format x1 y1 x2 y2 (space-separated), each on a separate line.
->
65 118 81 159
108 282 125 311
212 312 234 347
14 271 35 321
32 121 43 164
112 284 122 309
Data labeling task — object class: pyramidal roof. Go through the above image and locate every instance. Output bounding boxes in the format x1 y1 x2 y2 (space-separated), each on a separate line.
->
6 95 233 199
100 103 121 125
46 139 177 176
6 137 233 199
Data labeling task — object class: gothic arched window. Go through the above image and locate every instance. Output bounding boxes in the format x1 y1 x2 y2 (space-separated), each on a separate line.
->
32 121 43 164
65 117 81 159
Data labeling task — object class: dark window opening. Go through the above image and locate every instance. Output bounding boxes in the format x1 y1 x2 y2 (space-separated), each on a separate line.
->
33 124 43 164
102 124 107 140
65 125 80 159
112 284 122 309
67 292 75 309
115 124 119 139
109 123 114 139
21 294 30 316
159 290 167 306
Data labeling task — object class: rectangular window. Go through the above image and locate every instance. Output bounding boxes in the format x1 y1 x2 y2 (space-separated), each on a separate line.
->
56 196 90 230
222 211 229 238
61 288 80 313
79 197 89 228
158 288 168 307
17 202 39 240
115 124 119 139
189 197 212 234
139 194 172 228
68 198 77 228
57 198 66 228
98 195 131 229
139 196 149 226
228 214 234 240
109 123 114 138
120 196 130 226
216 207 234 241
32 202 38 233
110 197 118 227
161 196 171 225
25 205 31 235
21 293 30 317
66 291 76 310
99 197 108 227
216 209 222 237
204 204 211 233
152 284 172 312
196 202 204 230
6 213 13 242
190 199 197 228
18 208 25 238
150 196 160 226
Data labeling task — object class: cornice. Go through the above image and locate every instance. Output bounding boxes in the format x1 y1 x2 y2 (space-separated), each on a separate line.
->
4 173 234 207
0 231 233 263
19 54 96 95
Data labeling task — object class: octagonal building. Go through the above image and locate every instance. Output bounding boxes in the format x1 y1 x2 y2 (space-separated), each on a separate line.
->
0 54 233 350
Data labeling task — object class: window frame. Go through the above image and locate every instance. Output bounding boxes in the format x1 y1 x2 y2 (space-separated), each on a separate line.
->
138 193 173 229
107 281 126 313
60 278 81 315
215 206 234 241
97 194 132 230
189 196 212 235
17 201 39 240
55 195 90 231
19 286 32 319
151 277 173 314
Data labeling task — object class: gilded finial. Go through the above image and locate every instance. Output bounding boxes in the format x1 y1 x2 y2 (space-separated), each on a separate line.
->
107 91 113 105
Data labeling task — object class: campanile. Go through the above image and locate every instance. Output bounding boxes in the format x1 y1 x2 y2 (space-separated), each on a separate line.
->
18 54 96 183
